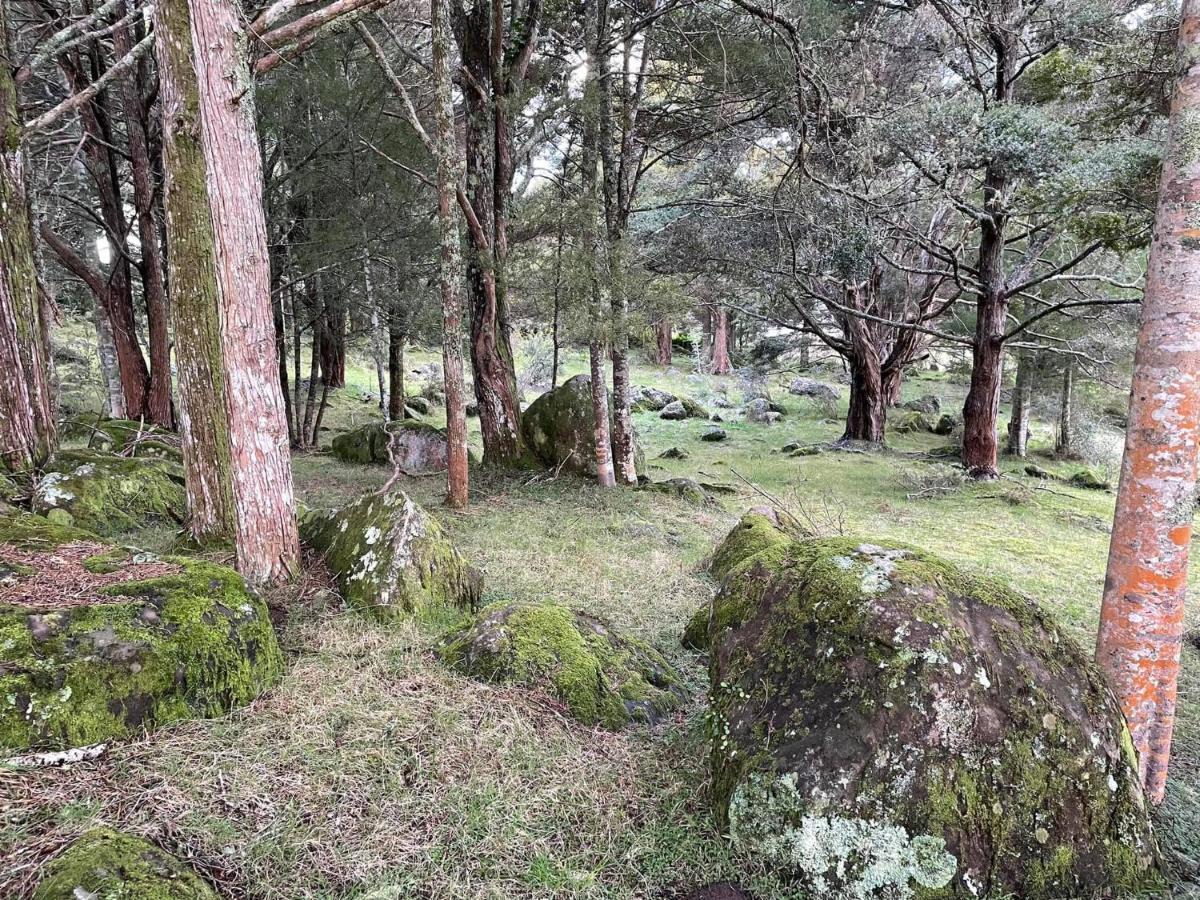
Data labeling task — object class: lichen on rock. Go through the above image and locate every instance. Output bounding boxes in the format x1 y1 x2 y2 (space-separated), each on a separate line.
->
703 513 1161 898
31 449 185 535
300 489 482 622
439 601 686 729
330 420 456 473
0 513 282 751
521 374 646 477
32 828 219 899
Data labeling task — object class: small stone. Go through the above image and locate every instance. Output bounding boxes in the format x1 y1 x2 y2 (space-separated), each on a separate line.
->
700 427 727 442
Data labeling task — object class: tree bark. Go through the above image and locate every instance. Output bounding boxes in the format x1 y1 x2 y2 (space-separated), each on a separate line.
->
115 1 172 427
655 320 672 365
1006 349 1033 457
189 0 300 583
387 298 405 421
153 0 237 544
710 306 732 374
1098 0 1200 805
842 310 886 444
882 368 902 407
93 299 126 418
431 0 469 507
0 11 57 473
1056 361 1074 458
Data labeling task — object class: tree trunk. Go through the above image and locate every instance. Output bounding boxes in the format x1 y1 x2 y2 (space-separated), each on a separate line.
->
318 294 346 387
189 0 299 583
843 344 886 444
431 0 469 507
153 0 237 543
1098 0 1200 805
0 12 57 472
1006 349 1033 457
93 299 126 418
1056 361 1074 458
711 306 732 374
882 368 903 407
115 1 172 428
364 249 386 414
273 288 294 445
655 320 672 365
387 301 405 421
609 245 636 484
302 311 321 446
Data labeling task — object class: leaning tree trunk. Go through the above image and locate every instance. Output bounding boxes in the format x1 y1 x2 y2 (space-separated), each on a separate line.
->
1006 348 1033 457
188 0 299 583
1098 0 1200 805
1056 361 1074 458
153 0 237 544
0 14 56 472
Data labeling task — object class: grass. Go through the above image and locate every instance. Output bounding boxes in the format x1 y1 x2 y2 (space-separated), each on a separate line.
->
3 333 1197 897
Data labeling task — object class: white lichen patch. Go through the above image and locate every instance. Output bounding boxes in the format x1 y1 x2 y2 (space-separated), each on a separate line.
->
728 772 957 899
35 472 75 507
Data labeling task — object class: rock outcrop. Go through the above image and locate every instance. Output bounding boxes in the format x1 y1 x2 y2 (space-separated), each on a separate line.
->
300 490 481 622
440 601 686 729
0 513 282 751
697 511 1160 898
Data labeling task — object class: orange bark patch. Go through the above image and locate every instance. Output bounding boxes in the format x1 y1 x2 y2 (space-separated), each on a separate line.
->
0 541 182 610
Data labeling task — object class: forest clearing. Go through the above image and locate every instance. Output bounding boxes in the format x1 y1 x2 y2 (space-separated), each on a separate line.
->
3 0 1200 897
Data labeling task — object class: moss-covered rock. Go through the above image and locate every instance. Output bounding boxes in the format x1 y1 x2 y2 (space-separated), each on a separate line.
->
33 828 219 899
703 515 1160 898
521 374 646 478
31 450 184 536
890 409 936 434
300 490 482 622
646 477 715 507
330 420 454 473
1069 468 1112 491
933 413 959 436
81 417 170 453
0 514 282 751
439 601 686 729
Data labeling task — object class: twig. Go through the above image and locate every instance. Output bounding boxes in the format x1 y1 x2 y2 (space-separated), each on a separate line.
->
5 743 107 769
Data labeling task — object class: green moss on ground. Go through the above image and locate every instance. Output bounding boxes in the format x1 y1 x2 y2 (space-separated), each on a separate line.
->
32 450 184 536
33 828 218 899
0 516 282 751
439 601 686 729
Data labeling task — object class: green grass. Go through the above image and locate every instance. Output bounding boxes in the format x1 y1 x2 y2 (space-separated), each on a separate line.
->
5 335 1196 897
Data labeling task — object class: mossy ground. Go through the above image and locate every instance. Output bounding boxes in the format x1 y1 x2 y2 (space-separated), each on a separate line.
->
6 332 1196 898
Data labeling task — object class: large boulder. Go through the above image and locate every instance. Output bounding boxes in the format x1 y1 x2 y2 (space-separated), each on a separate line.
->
701 512 1159 898
330 420 453 473
521 374 646 477
787 377 840 403
0 513 282 751
33 828 219 899
902 394 942 415
300 490 482 622
439 601 686 729
32 450 185 535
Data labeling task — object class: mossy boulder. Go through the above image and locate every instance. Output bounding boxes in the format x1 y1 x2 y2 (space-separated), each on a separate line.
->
0 513 282 751
1069 468 1112 491
646 477 715 507
439 601 686 729
902 394 942 415
521 374 646 478
890 409 936 434
330 420 454 473
82 417 170 453
704 515 1159 898
32 450 185 536
630 385 677 412
933 414 959 436
33 828 219 899
300 490 482 622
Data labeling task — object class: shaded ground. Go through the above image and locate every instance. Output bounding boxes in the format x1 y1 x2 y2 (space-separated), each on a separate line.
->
3 343 1197 898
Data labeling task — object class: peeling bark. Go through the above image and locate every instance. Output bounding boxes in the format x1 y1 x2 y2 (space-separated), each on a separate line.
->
1097 0 1200 805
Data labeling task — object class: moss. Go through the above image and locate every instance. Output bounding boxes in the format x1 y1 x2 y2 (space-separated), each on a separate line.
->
0 510 98 548
0 547 282 751
33 828 218 899
521 375 645 477
705 523 1161 897
708 511 796 582
32 450 184 536
84 417 170 453
81 547 132 574
439 601 686 729
300 490 481 622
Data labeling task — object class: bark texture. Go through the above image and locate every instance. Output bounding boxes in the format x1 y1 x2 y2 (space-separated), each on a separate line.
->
1098 0 1200 805
189 0 300 582
154 0 237 544
1006 348 1033 457
710 306 732 375
0 11 57 472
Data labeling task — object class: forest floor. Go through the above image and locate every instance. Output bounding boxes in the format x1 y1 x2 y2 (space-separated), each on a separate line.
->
4 338 1200 899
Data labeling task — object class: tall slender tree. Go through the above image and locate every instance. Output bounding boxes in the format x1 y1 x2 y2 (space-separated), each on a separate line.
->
1097 0 1200 806
187 0 300 583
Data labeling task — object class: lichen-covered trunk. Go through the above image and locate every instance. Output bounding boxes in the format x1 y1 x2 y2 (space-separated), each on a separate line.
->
93 300 127 418
1006 348 1033 457
655 320 672 365
188 0 299 583
1097 0 1200 806
1056 361 1074 458
153 0 237 544
0 15 56 473
711 306 732 374
115 2 172 428
431 0 469 508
